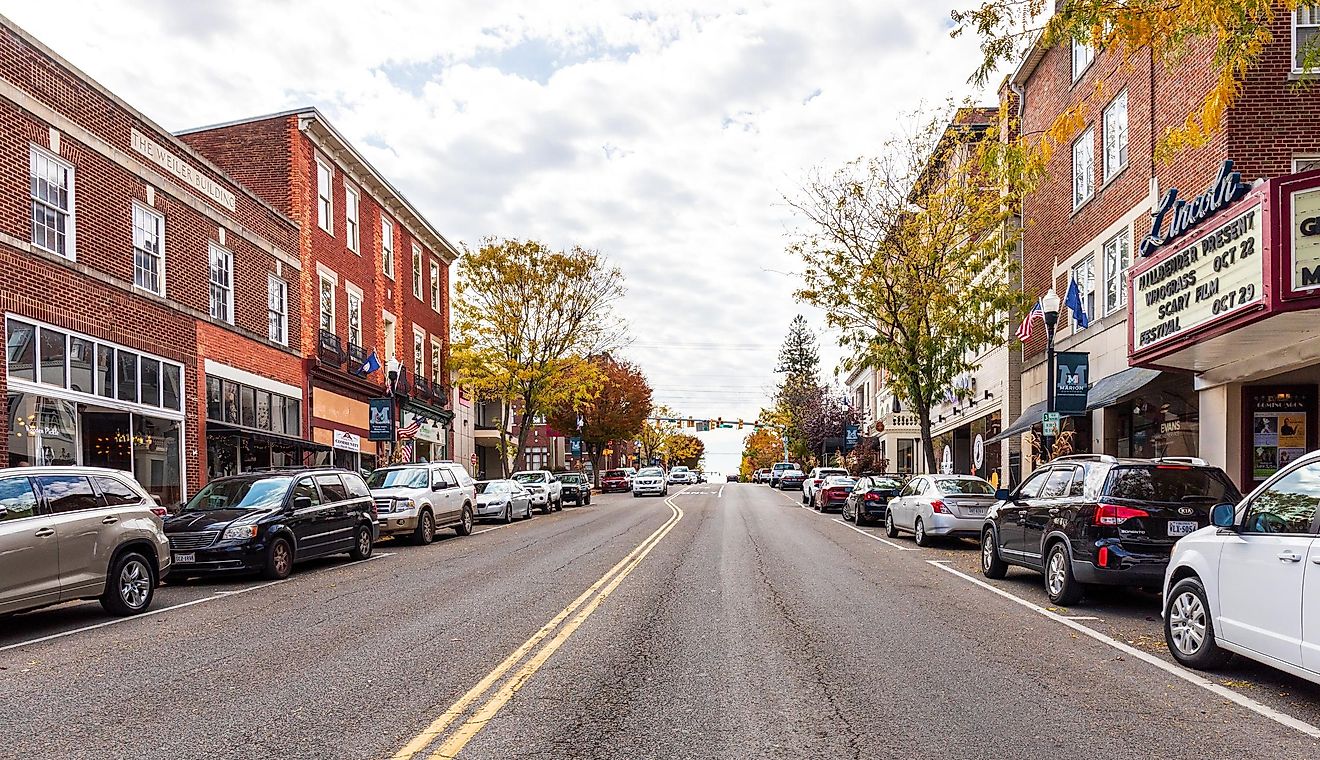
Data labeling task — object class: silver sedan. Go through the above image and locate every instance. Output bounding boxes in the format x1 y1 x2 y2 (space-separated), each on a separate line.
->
476 480 533 523
884 474 997 546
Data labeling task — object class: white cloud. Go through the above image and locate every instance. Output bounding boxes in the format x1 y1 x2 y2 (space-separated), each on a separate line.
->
6 0 997 424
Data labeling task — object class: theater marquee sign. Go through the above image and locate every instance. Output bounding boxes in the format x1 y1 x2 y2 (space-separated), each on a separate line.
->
1292 186 1320 292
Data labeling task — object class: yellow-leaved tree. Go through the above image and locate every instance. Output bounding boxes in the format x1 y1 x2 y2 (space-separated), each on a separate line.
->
740 427 786 480
450 238 625 474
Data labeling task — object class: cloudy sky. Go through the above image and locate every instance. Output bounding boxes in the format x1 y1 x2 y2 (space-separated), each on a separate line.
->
7 1 996 470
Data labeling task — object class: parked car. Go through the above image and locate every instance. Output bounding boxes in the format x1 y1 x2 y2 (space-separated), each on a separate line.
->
557 472 592 506
770 462 800 488
981 455 1241 605
813 475 857 513
368 462 478 543
0 466 170 617
165 468 378 581
804 467 850 506
668 466 697 485
777 469 807 490
842 475 904 525
697 471 708 483
475 479 533 523
752 469 769 484
632 467 669 497
727 474 741 483
1163 450 1320 679
886 474 996 546
512 470 563 513
600 469 632 493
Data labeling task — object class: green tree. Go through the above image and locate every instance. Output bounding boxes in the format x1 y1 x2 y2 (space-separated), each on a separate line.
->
776 315 820 378
769 316 823 463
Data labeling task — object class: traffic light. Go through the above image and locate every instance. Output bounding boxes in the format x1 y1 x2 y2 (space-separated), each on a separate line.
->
738 419 744 429
716 417 723 428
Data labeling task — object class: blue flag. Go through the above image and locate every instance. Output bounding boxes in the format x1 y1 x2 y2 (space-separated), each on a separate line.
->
357 350 382 377
1065 278 1090 329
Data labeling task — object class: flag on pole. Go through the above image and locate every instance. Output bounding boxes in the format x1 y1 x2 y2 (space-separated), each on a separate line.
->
1016 299 1045 342
1065 277 1091 329
355 350 382 377
397 416 422 440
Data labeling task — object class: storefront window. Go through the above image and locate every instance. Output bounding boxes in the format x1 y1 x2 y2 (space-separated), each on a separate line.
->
897 439 916 474
7 393 38 466
135 415 181 507
97 345 114 398
140 358 161 407
163 364 181 411
69 337 93 394
117 351 137 403
40 327 65 387
5 319 35 382
82 411 131 472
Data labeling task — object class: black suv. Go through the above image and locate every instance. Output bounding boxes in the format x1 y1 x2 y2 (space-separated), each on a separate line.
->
163 468 378 580
557 472 592 506
980 455 1241 605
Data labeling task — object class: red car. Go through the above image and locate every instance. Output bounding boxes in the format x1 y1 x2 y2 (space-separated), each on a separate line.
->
600 469 631 493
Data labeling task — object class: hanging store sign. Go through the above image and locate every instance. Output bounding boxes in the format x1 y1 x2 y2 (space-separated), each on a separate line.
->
368 398 395 442
1131 203 1264 352
1139 160 1249 257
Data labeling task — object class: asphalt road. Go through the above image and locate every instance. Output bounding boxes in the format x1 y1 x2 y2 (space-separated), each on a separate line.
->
3 483 1320 759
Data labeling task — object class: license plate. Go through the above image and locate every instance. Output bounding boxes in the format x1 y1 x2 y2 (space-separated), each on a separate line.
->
174 552 195 564
964 507 987 516
1168 520 1198 537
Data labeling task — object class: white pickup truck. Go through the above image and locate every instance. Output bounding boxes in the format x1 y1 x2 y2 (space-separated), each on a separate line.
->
511 470 563 514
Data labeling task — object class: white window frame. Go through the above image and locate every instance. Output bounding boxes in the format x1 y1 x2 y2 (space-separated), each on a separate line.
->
430 260 441 311
1072 127 1095 210
267 274 288 346
1071 38 1095 82
1102 228 1131 316
381 214 395 279
1294 7 1320 74
413 327 426 379
1294 155 1320 173
1071 255 1096 334
208 243 234 324
430 338 443 385
316 158 334 234
131 201 165 295
344 183 360 253
30 145 75 259
346 283 364 348
318 267 337 336
412 243 423 299
1102 90 1128 181
382 311 397 364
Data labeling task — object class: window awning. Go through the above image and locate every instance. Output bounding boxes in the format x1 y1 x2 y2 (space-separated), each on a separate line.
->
1085 367 1162 411
984 400 1048 444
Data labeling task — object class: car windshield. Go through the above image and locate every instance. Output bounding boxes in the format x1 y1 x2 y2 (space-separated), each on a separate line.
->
560 474 585 483
824 477 857 488
871 478 902 490
1105 466 1241 503
604 470 627 477
639 468 664 477
367 467 430 490
935 478 995 495
183 477 291 512
513 473 547 483
774 463 798 471
476 482 510 494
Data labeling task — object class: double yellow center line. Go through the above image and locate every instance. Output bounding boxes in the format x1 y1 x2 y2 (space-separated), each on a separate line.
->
391 495 686 760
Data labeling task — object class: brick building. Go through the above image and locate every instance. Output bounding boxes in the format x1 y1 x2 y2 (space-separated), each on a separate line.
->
0 16 307 505
1002 9 1320 489
179 109 460 475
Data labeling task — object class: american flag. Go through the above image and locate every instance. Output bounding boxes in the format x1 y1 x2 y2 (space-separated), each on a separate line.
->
1016 299 1045 343
397 416 422 440
399 440 414 461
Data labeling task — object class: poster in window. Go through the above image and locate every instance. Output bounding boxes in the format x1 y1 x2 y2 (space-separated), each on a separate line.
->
1253 414 1278 446
1279 415 1306 448
1246 387 1315 482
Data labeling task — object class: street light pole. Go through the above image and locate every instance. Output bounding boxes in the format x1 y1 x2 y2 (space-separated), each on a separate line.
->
1041 289 1061 463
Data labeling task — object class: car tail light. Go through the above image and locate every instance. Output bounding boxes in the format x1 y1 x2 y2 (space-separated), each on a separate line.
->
1093 504 1150 525
825 489 842 499
931 499 949 514
150 506 168 517
863 492 883 502
1097 546 1110 567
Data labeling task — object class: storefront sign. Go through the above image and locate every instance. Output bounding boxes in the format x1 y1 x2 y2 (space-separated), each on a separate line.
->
368 398 395 442
1292 186 1320 291
131 128 236 211
973 434 985 469
1055 352 1089 414
1139 160 1248 257
332 430 361 453
1132 203 1263 351
940 445 953 474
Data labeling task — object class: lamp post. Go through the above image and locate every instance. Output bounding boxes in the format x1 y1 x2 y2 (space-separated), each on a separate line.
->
1041 289 1061 462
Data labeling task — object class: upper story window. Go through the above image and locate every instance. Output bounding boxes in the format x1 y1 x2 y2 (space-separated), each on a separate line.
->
267 275 287 345
1071 255 1096 334
1295 6 1320 73
1072 127 1095 210
316 159 333 234
208 244 233 324
1071 38 1095 82
1103 228 1131 316
347 287 363 348
430 339 442 384
1102 91 1128 180
345 184 360 253
1294 156 1320 173
319 272 336 335
132 203 164 295
412 243 423 299
381 215 395 279
413 329 425 378
30 146 73 258
430 260 441 311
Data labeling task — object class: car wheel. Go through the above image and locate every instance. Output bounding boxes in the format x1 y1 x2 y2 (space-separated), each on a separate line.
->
885 511 899 538
1045 542 1084 606
413 509 435 545
1165 576 1232 669
541 502 552 514
350 524 374 560
502 503 513 524
456 505 474 536
263 537 294 580
855 504 868 526
100 551 154 616
632 492 640 498
802 492 808 505
981 529 1008 579
913 518 931 547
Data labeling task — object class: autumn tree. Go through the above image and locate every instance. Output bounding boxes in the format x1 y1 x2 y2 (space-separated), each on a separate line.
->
740 427 786 479
788 107 1025 473
799 388 859 466
450 238 625 472
669 434 705 469
637 405 682 466
547 354 652 484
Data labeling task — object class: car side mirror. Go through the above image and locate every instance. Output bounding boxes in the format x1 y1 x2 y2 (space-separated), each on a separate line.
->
994 489 1012 501
292 496 312 511
1211 503 1237 529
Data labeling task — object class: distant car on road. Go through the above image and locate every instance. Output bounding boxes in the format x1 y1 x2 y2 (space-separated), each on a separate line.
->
842 475 904 526
752 469 770 484
803 467 850 506
0 465 171 617
632 467 669 497
885 474 996 546
475 479 532 523
556 472 592 506
813 475 857 513
726 474 741 483
667 466 697 485
770 462 800 488
512 470 563 514
600 469 632 493
368 462 477 544
981 455 1241 606
777 469 806 490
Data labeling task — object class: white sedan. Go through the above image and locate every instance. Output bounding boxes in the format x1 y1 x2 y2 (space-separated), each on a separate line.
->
1163 450 1320 682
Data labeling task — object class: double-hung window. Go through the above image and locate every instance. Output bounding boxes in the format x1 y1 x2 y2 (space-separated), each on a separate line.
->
347 288 363 348
1071 255 1096 334
132 203 164 294
413 329 425 378
430 260 441 310
209 244 233 323
267 275 287 345
1294 6 1320 73
430 340 442 385
1072 128 1095 209
412 243 423 299
345 184 360 252
319 273 336 335
1102 91 1128 180
1103 229 1131 316
31 147 73 258
381 215 395 278
316 159 333 233
1071 38 1094 81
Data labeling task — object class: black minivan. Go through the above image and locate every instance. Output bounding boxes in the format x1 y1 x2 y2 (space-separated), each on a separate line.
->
980 455 1241 605
164 468 378 580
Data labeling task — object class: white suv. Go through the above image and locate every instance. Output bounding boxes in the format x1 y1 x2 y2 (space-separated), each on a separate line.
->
512 470 563 514
367 462 477 543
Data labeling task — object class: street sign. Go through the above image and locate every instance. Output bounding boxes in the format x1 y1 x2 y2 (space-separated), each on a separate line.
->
368 398 395 441
1042 412 1061 437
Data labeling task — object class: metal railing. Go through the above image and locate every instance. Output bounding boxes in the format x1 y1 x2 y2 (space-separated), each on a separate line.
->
318 329 344 367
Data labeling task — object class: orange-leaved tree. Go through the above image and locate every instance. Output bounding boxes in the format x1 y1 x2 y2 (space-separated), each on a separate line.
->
548 354 652 484
740 427 786 480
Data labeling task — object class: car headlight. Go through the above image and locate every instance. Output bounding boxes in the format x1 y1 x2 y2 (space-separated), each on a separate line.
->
396 498 417 510
222 525 258 541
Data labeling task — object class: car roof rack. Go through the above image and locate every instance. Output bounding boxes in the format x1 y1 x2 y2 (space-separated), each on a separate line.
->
1051 454 1118 464
1154 456 1208 467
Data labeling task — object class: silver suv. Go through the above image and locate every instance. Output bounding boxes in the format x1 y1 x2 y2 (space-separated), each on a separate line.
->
0 466 170 616
367 462 478 543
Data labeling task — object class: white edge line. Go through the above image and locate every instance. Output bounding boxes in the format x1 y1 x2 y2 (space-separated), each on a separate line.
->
718 486 724 499
832 518 920 551
926 559 1320 739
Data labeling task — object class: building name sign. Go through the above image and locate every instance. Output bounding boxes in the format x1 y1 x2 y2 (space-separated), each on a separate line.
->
1132 203 1263 351
1292 186 1320 291
1139 160 1249 257
130 128 236 211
